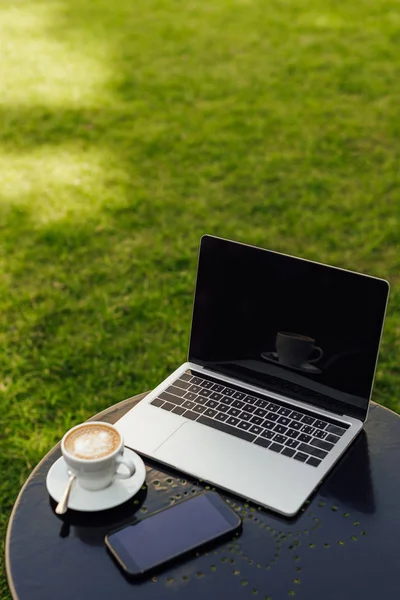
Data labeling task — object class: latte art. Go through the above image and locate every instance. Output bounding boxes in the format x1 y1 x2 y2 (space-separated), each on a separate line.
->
64 424 120 459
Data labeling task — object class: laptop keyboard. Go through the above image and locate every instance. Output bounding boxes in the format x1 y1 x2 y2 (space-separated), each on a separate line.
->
150 373 349 468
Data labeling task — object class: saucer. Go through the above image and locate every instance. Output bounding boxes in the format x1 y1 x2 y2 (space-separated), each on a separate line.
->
260 352 322 374
46 447 146 512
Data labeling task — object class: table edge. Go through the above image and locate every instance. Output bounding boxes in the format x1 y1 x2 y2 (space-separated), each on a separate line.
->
5 391 148 600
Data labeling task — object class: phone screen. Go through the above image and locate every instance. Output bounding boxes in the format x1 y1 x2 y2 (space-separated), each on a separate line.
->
106 491 241 575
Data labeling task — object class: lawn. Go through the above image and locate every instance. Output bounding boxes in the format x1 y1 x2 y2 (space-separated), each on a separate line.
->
1 0 399 596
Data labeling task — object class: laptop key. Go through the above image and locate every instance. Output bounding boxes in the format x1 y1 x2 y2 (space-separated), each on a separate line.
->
205 399 219 409
227 407 241 417
189 384 202 394
211 383 225 393
172 405 186 415
314 429 327 439
226 416 240 427
232 400 245 410
298 433 311 443
250 415 264 426
285 438 299 448
254 437 271 449
183 410 198 420
160 391 184 405
270 443 284 453
297 443 327 460
243 403 257 413
266 411 279 422
210 391 223 401
260 429 274 440
233 391 246 400
191 377 203 385
245 395 258 405
200 380 214 389
222 388 235 396
161 402 175 411
290 411 303 421
198 388 212 398
282 447 296 458
174 379 191 390
151 398 164 407
301 425 315 435
238 421 251 431
273 434 287 445
326 434 340 444
307 457 322 467
197 415 256 442
274 424 288 435
326 424 346 436
314 419 327 429
215 412 228 422
290 421 303 431
184 391 199 402
293 452 308 462
277 416 291 426
180 373 192 381
254 398 269 409
311 438 334 452
217 404 229 413
261 419 275 430
193 404 207 414
249 425 263 435
278 407 291 417
182 400 196 410
238 410 252 420
286 429 299 439
220 395 232 405
194 395 207 405
204 408 217 418
302 415 315 425
254 407 267 418
267 403 279 412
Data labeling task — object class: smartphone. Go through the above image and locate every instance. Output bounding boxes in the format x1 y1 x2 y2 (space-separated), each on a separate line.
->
105 491 242 578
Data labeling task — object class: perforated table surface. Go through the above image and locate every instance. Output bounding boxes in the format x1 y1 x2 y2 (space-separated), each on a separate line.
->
6 393 400 600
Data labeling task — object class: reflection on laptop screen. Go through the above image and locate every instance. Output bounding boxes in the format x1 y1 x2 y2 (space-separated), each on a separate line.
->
189 236 389 421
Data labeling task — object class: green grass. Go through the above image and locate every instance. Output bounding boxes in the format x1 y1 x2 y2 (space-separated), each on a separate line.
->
1 0 400 595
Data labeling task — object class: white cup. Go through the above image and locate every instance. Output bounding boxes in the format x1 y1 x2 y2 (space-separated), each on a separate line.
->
61 421 136 491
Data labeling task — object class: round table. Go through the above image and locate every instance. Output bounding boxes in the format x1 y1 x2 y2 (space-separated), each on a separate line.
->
6 395 400 600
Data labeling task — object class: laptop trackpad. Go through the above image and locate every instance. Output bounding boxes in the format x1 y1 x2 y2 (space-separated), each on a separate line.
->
154 421 283 498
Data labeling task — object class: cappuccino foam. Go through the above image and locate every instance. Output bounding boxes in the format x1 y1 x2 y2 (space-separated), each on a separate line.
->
64 424 120 459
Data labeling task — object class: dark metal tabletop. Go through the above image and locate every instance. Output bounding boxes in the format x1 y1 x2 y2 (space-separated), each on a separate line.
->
6 394 400 600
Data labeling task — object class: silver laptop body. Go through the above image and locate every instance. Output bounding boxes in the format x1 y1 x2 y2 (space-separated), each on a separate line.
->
116 235 389 516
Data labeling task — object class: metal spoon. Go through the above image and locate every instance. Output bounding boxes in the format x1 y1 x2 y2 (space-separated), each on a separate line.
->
55 471 76 515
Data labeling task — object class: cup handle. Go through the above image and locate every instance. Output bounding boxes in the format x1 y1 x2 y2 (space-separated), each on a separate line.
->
308 346 323 363
115 454 136 479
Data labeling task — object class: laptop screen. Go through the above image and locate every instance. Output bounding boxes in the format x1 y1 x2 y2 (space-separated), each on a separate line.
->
189 236 389 422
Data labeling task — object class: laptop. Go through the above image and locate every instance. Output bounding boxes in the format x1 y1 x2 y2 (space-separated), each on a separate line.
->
115 235 389 516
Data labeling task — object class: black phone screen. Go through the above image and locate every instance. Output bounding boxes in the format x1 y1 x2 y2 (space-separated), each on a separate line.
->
106 491 241 575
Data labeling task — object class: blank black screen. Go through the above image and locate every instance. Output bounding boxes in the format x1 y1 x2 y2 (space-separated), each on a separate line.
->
189 236 389 421
111 493 234 571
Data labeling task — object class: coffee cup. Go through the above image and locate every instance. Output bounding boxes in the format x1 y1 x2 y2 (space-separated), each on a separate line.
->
61 421 136 491
276 332 323 368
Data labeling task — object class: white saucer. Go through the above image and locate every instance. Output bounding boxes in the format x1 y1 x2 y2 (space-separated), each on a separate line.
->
46 447 146 512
